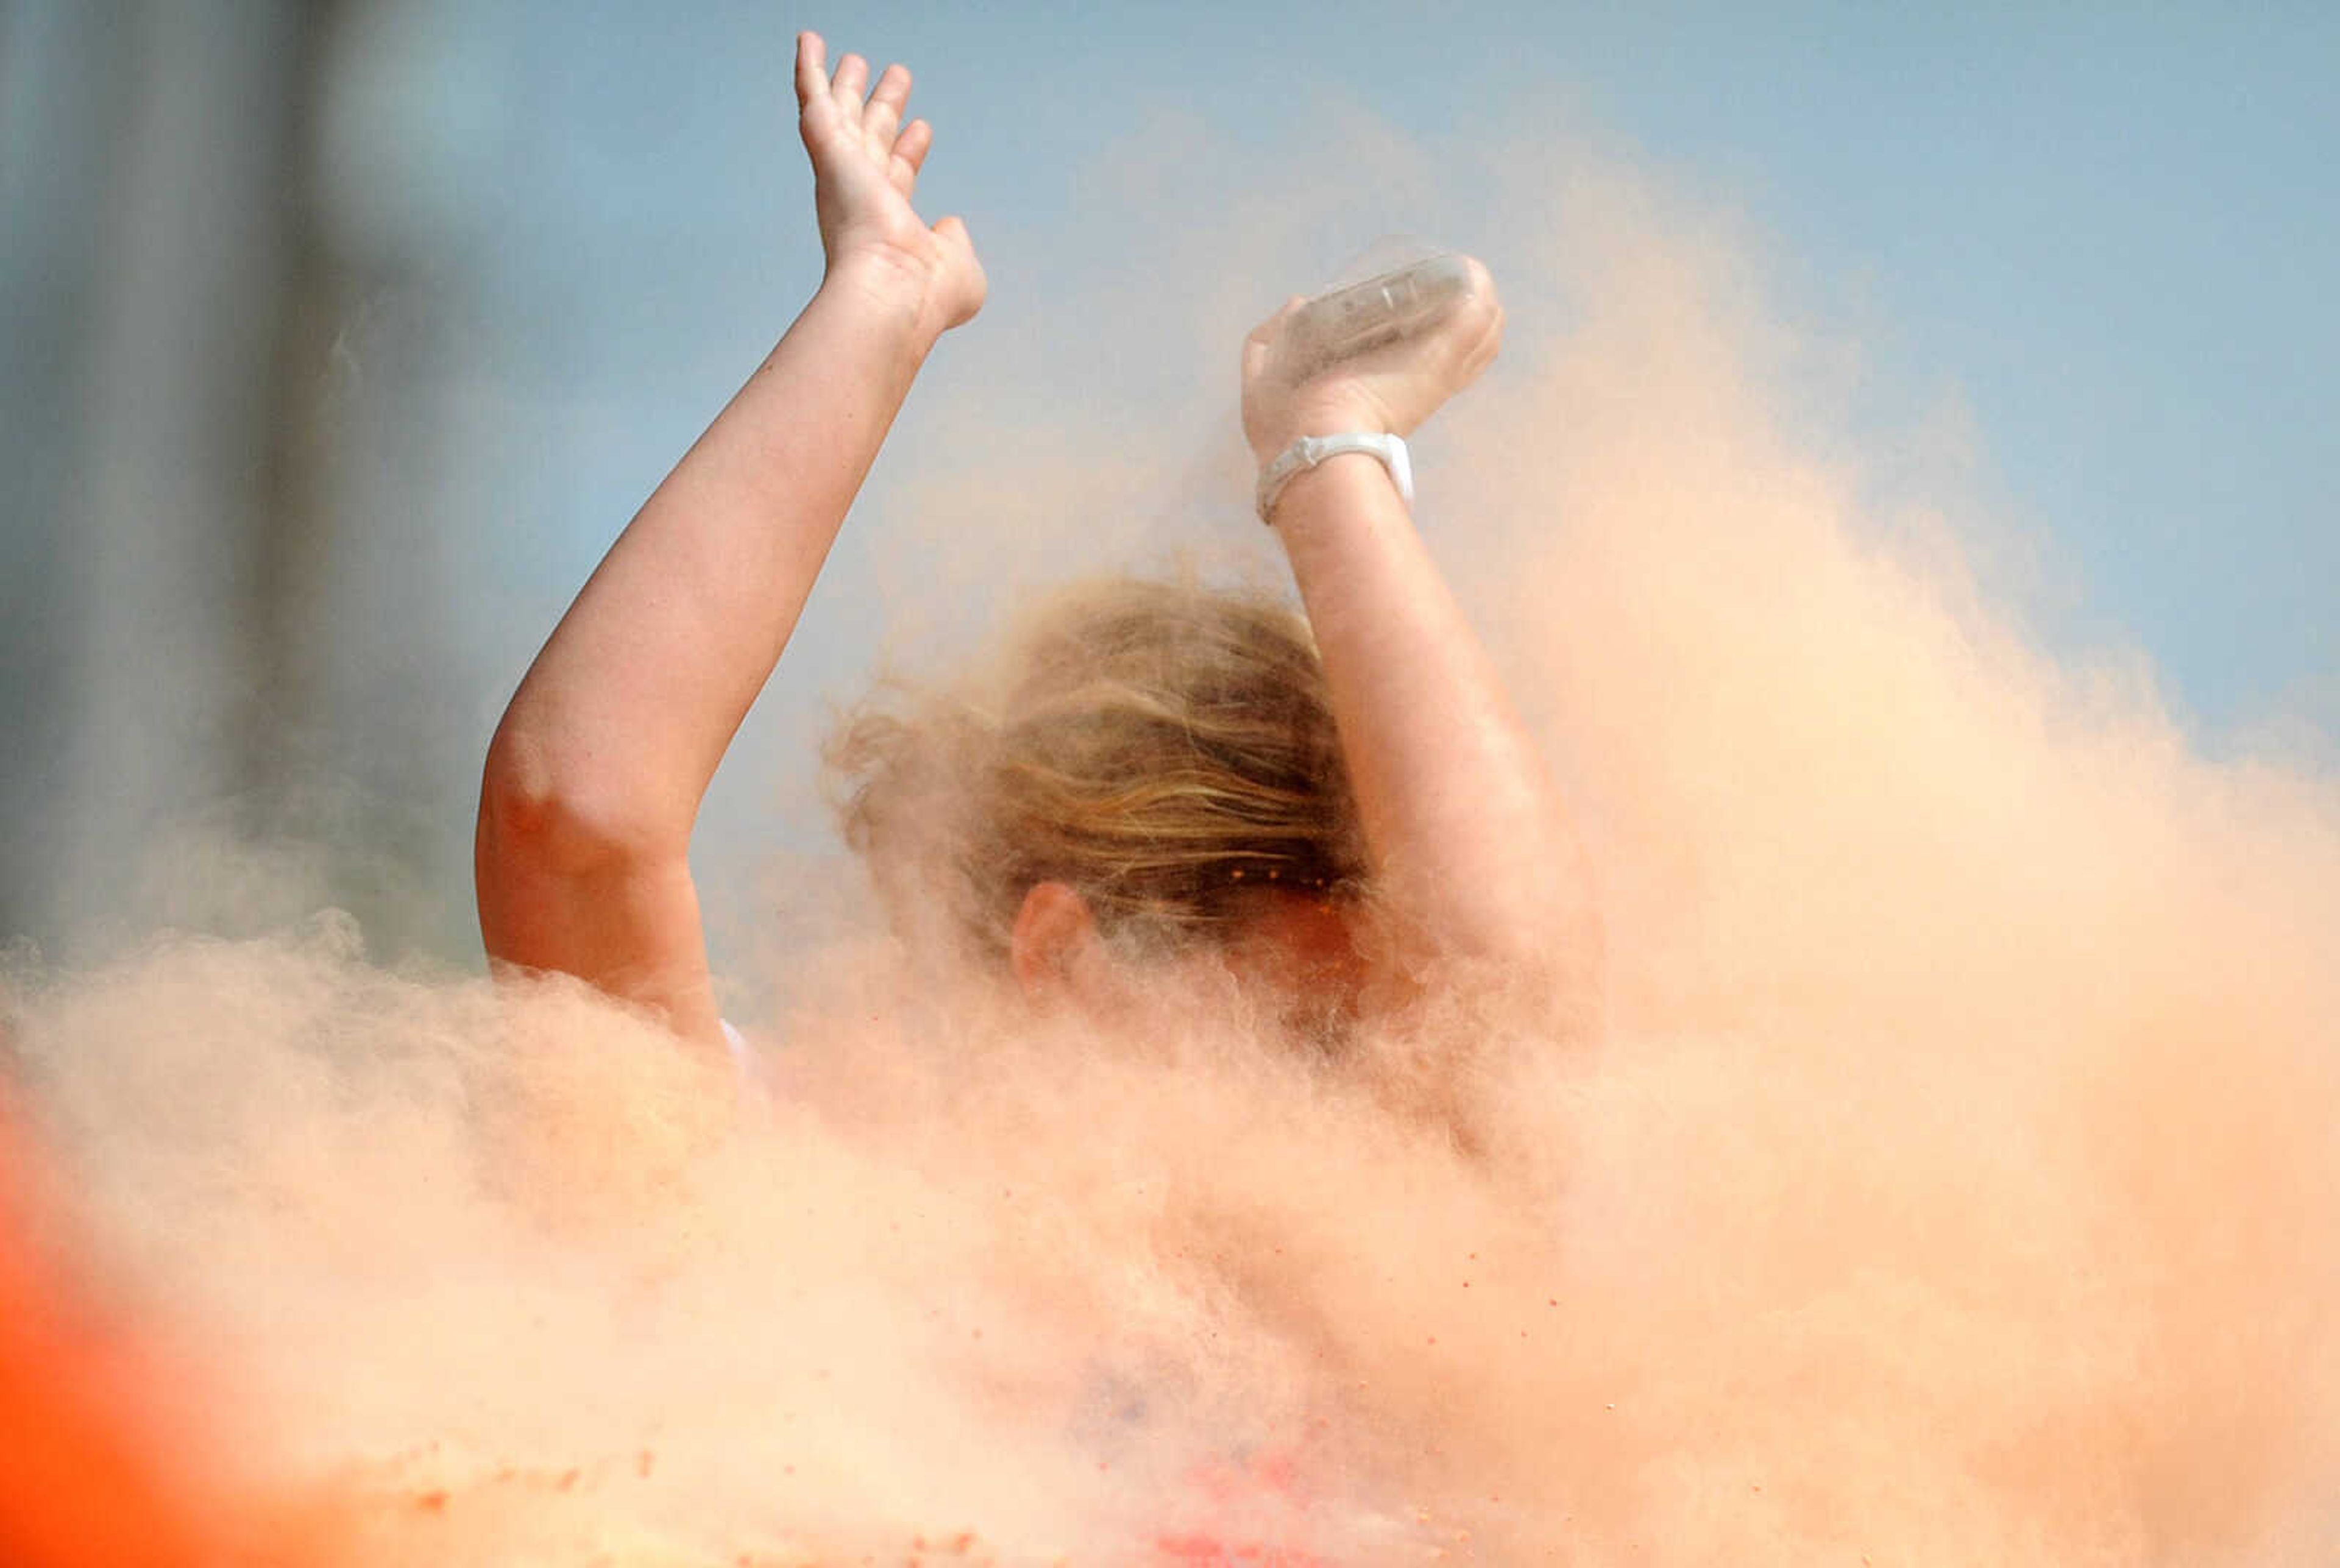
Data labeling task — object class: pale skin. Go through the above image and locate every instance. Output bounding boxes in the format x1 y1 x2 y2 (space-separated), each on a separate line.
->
476 34 1598 1053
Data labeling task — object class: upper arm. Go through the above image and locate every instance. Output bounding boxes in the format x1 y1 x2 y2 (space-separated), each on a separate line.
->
474 751 725 1053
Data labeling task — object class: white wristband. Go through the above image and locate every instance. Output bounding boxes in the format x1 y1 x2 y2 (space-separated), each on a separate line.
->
1255 432 1413 523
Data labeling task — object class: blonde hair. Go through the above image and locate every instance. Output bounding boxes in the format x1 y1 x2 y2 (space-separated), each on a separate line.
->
828 576 1367 961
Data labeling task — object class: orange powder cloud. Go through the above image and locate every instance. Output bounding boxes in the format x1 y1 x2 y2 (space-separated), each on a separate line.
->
6 145 2338 1566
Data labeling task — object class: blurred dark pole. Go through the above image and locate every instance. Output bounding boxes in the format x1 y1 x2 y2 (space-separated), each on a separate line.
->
0 4 140 947
0 0 340 953
240 0 345 811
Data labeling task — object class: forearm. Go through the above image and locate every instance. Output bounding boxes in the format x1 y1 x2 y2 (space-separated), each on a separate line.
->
1271 456 1601 992
475 32 977 1041
484 265 938 860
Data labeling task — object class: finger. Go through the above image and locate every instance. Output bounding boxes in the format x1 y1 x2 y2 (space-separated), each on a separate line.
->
1456 254 1497 315
1456 303 1504 386
1473 300 1505 364
1443 267 1500 360
795 32 831 123
864 63 910 154
831 52 871 127
795 32 826 97
888 118 933 194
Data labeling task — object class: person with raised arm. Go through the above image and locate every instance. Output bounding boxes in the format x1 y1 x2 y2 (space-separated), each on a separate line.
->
477 33 1598 1060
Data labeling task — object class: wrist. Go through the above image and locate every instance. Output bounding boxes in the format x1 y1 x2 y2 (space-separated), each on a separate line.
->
1246 391 1399 467
1256 431 1411 525
817 252 956 354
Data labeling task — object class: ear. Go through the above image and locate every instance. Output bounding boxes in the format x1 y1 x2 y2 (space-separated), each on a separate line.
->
1009 881 1102 1002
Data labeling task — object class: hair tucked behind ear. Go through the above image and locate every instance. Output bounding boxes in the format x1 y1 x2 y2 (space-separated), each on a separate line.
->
826 575 1367 963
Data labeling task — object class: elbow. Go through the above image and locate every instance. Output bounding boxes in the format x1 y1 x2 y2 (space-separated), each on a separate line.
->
476 720 683 886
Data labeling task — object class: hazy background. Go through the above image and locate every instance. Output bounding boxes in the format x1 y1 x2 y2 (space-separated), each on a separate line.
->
8 8 2340 1558
4 0 2335 968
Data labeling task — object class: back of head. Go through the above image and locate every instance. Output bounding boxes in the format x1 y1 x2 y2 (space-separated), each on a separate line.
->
828 576 1366 965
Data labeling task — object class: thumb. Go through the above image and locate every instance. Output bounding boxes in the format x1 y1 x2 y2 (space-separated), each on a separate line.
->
1244 294 1311 376
931 215 985 325
1242 331 1270 381
1246 294 1308 346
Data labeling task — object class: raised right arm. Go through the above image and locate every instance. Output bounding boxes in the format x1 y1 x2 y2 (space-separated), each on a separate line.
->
1244 266 1604 1031
475 34 984 1050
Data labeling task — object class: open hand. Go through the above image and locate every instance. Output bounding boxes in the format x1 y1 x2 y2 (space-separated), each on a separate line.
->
1241 256 1503 464
796 32 985 339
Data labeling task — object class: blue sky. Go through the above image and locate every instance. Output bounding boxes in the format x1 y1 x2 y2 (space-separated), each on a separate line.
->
5 0 2331 961
381 0 2335 739
2 0 2330 958
452 1 2321 730
902 1 2335 734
